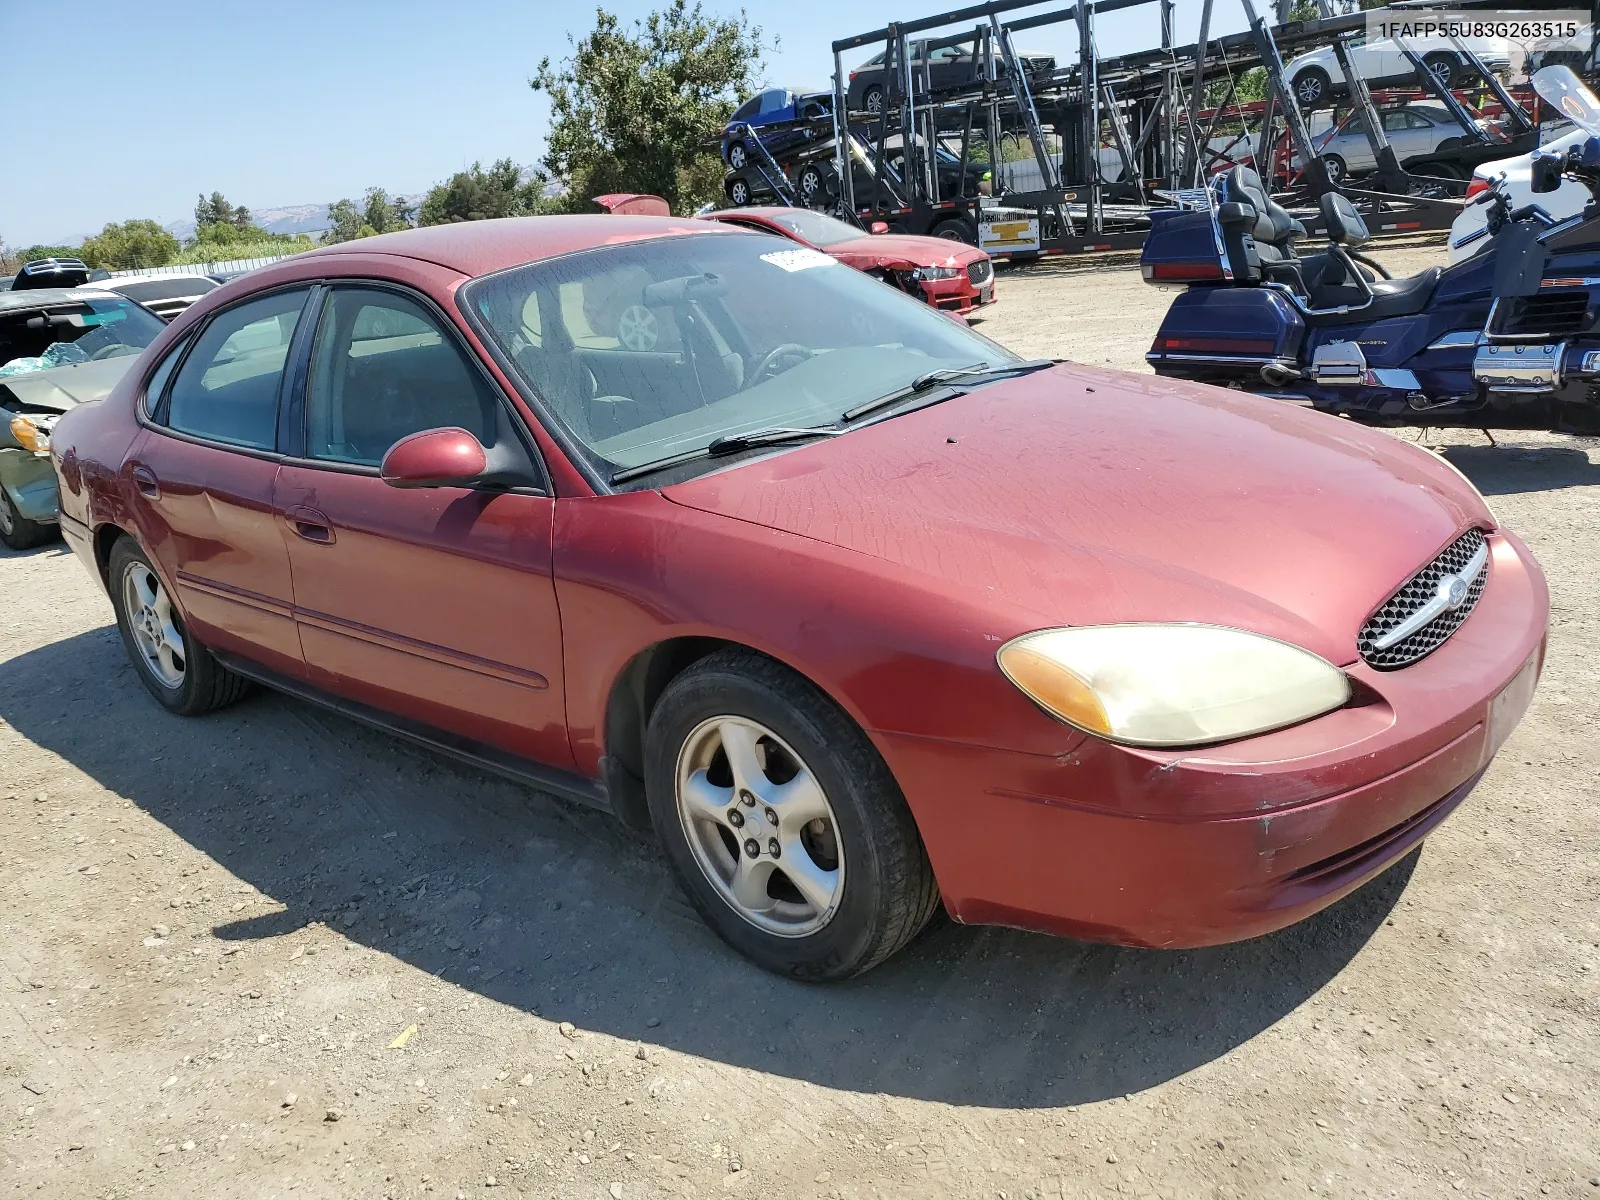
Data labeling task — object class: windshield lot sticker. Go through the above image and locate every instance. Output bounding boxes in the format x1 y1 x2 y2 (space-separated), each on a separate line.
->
761 248 837 272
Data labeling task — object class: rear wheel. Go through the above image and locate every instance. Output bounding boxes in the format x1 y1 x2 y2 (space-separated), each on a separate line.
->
932 217 976 244
1423 52 1458 90
797 163 832 206
1293 67 1331 108
644 648 940 980
725 176 752 207
727 141 749 170
862 86 884 116
0 487 54 551
109 537 251 716
1320 153 1348 186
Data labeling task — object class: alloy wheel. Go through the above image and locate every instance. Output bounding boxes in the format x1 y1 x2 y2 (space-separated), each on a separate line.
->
674 715 844 937
122 561 186 689
729 143 748 169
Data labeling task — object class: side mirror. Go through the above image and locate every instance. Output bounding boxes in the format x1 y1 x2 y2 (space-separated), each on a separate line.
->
380 427 488 489
1530 151 1564 194
870 221 890 234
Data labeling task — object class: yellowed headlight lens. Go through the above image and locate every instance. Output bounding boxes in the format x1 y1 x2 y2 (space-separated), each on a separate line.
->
996 642 1113 734
9 415 50 453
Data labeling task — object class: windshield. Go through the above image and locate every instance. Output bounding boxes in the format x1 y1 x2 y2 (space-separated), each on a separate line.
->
464 231 1013 478
0 295 165 376
760 209 871 247
1533 65 1600 136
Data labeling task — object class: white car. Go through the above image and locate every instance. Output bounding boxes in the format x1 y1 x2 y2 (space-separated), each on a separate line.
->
84 272 219 322
1447 124 1589 263
1284 36 1509 109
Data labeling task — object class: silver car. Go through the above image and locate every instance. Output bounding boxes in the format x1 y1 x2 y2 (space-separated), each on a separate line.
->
1313 104 1494 183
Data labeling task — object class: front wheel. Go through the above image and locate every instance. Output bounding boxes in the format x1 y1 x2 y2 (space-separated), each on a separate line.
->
727 141 749 170
1320 153 1347 186
931 217 976 244
0 486 54 551
644 649 940 980
725 176 752 207
109 537 251 716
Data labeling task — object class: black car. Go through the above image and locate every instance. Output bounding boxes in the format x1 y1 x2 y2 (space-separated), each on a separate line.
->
846 45 1056 114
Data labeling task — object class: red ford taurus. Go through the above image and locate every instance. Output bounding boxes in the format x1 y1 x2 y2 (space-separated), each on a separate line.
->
49 216 1547 979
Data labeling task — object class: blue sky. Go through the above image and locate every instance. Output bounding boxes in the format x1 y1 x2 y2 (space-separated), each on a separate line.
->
0 0 1249 246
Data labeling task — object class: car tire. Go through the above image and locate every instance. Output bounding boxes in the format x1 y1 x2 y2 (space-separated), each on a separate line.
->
863 86 885 116
797 163 831 206
1423 52 1458 90
0 486 55 551
931 217 976 244
1293 67 1330 108
728 141 749 170
725 176 752 207
108 536 252 717
643 647 940 980
1320 153 1347 186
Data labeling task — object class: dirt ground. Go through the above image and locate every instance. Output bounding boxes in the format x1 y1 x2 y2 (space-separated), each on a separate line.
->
3 239 1598 1200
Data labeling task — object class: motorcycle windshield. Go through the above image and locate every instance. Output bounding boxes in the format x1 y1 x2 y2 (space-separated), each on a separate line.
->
1533 65 1600 136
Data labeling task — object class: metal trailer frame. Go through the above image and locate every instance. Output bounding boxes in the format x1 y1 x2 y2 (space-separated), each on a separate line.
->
783 1 1559 257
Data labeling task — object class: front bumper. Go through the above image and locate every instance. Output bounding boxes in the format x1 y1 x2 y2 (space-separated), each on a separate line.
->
0 449 61 524
919 275 995 314
876 529 1548 948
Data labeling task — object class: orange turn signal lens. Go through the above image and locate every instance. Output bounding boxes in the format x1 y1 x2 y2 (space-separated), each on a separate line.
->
996 642 1112 735
9 415 50 453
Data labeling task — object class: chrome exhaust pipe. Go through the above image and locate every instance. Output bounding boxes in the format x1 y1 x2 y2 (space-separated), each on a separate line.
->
1260 362 1303 387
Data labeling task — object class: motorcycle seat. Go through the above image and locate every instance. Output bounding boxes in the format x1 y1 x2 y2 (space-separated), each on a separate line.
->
1305 266 1443 325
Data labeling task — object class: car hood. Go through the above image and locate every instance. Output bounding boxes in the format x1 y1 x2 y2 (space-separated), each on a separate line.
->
829 234 982 269
662 364 1486 665
0 355 137 412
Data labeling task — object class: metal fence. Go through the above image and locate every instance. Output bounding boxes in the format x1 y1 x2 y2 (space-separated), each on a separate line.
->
107 255 299 279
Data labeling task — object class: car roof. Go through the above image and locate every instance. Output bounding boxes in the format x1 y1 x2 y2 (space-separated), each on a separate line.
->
0 287 121 312
297 215 735 278
99 271 216 287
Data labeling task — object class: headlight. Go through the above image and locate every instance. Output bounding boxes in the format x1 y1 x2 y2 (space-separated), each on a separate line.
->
915 265 962 280
10 414 52 454
997 624 1350 748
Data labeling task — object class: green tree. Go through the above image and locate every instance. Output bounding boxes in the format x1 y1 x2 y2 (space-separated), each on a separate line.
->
323 188 416 244
417 159 548 225
194 192 254 235
13 244 83 265
531 2 772 214
79 219 180 270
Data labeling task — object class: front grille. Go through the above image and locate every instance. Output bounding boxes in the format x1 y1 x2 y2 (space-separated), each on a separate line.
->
966 258 992 286
1357 529 1489 669
1497 289 1589 337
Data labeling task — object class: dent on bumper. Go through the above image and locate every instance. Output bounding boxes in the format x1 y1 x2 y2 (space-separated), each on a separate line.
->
876 530 1548 949
0 451 60 523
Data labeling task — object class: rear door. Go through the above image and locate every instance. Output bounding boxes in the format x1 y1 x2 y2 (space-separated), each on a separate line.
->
272 282 572 768
128 286 314 679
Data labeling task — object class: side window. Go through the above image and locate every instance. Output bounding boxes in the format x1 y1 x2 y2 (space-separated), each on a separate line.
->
757 89 786 114
305 287 501 467
731 97 760 121
164 289 308 451
1381 110 1411 132
140 334 190 415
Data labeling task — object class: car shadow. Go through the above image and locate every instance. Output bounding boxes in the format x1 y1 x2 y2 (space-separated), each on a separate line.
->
0 628 1412 1110
1437 441 1600 497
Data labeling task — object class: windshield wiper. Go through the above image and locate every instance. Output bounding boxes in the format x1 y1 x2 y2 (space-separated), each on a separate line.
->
842 358 1056 422
611 425 841 485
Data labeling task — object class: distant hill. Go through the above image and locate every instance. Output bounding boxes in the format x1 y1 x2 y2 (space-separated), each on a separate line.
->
162 196 426 243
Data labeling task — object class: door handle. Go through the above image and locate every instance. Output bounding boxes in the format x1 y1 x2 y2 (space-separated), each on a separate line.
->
284 504 335 544
130 464 160 499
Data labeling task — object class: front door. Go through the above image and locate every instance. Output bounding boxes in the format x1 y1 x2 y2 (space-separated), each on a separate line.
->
273 283 572 770
127 287 314 679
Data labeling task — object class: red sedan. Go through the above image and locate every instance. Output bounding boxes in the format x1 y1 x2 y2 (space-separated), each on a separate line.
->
49 216 1546 979
695 206 996 314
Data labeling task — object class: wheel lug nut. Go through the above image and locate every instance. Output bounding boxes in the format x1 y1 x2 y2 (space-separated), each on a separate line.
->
744 838 760 858
739 789 756 807
764 807 778 826
768 838 781 858
728 809 744 827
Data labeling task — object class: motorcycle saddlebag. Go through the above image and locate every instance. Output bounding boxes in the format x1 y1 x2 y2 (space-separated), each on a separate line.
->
1146 287 1306 382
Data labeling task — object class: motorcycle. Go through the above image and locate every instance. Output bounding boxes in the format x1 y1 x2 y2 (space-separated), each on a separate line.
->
1141 65 1600 433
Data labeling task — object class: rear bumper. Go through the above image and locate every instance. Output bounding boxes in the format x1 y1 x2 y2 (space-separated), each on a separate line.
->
876 529 1548 948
